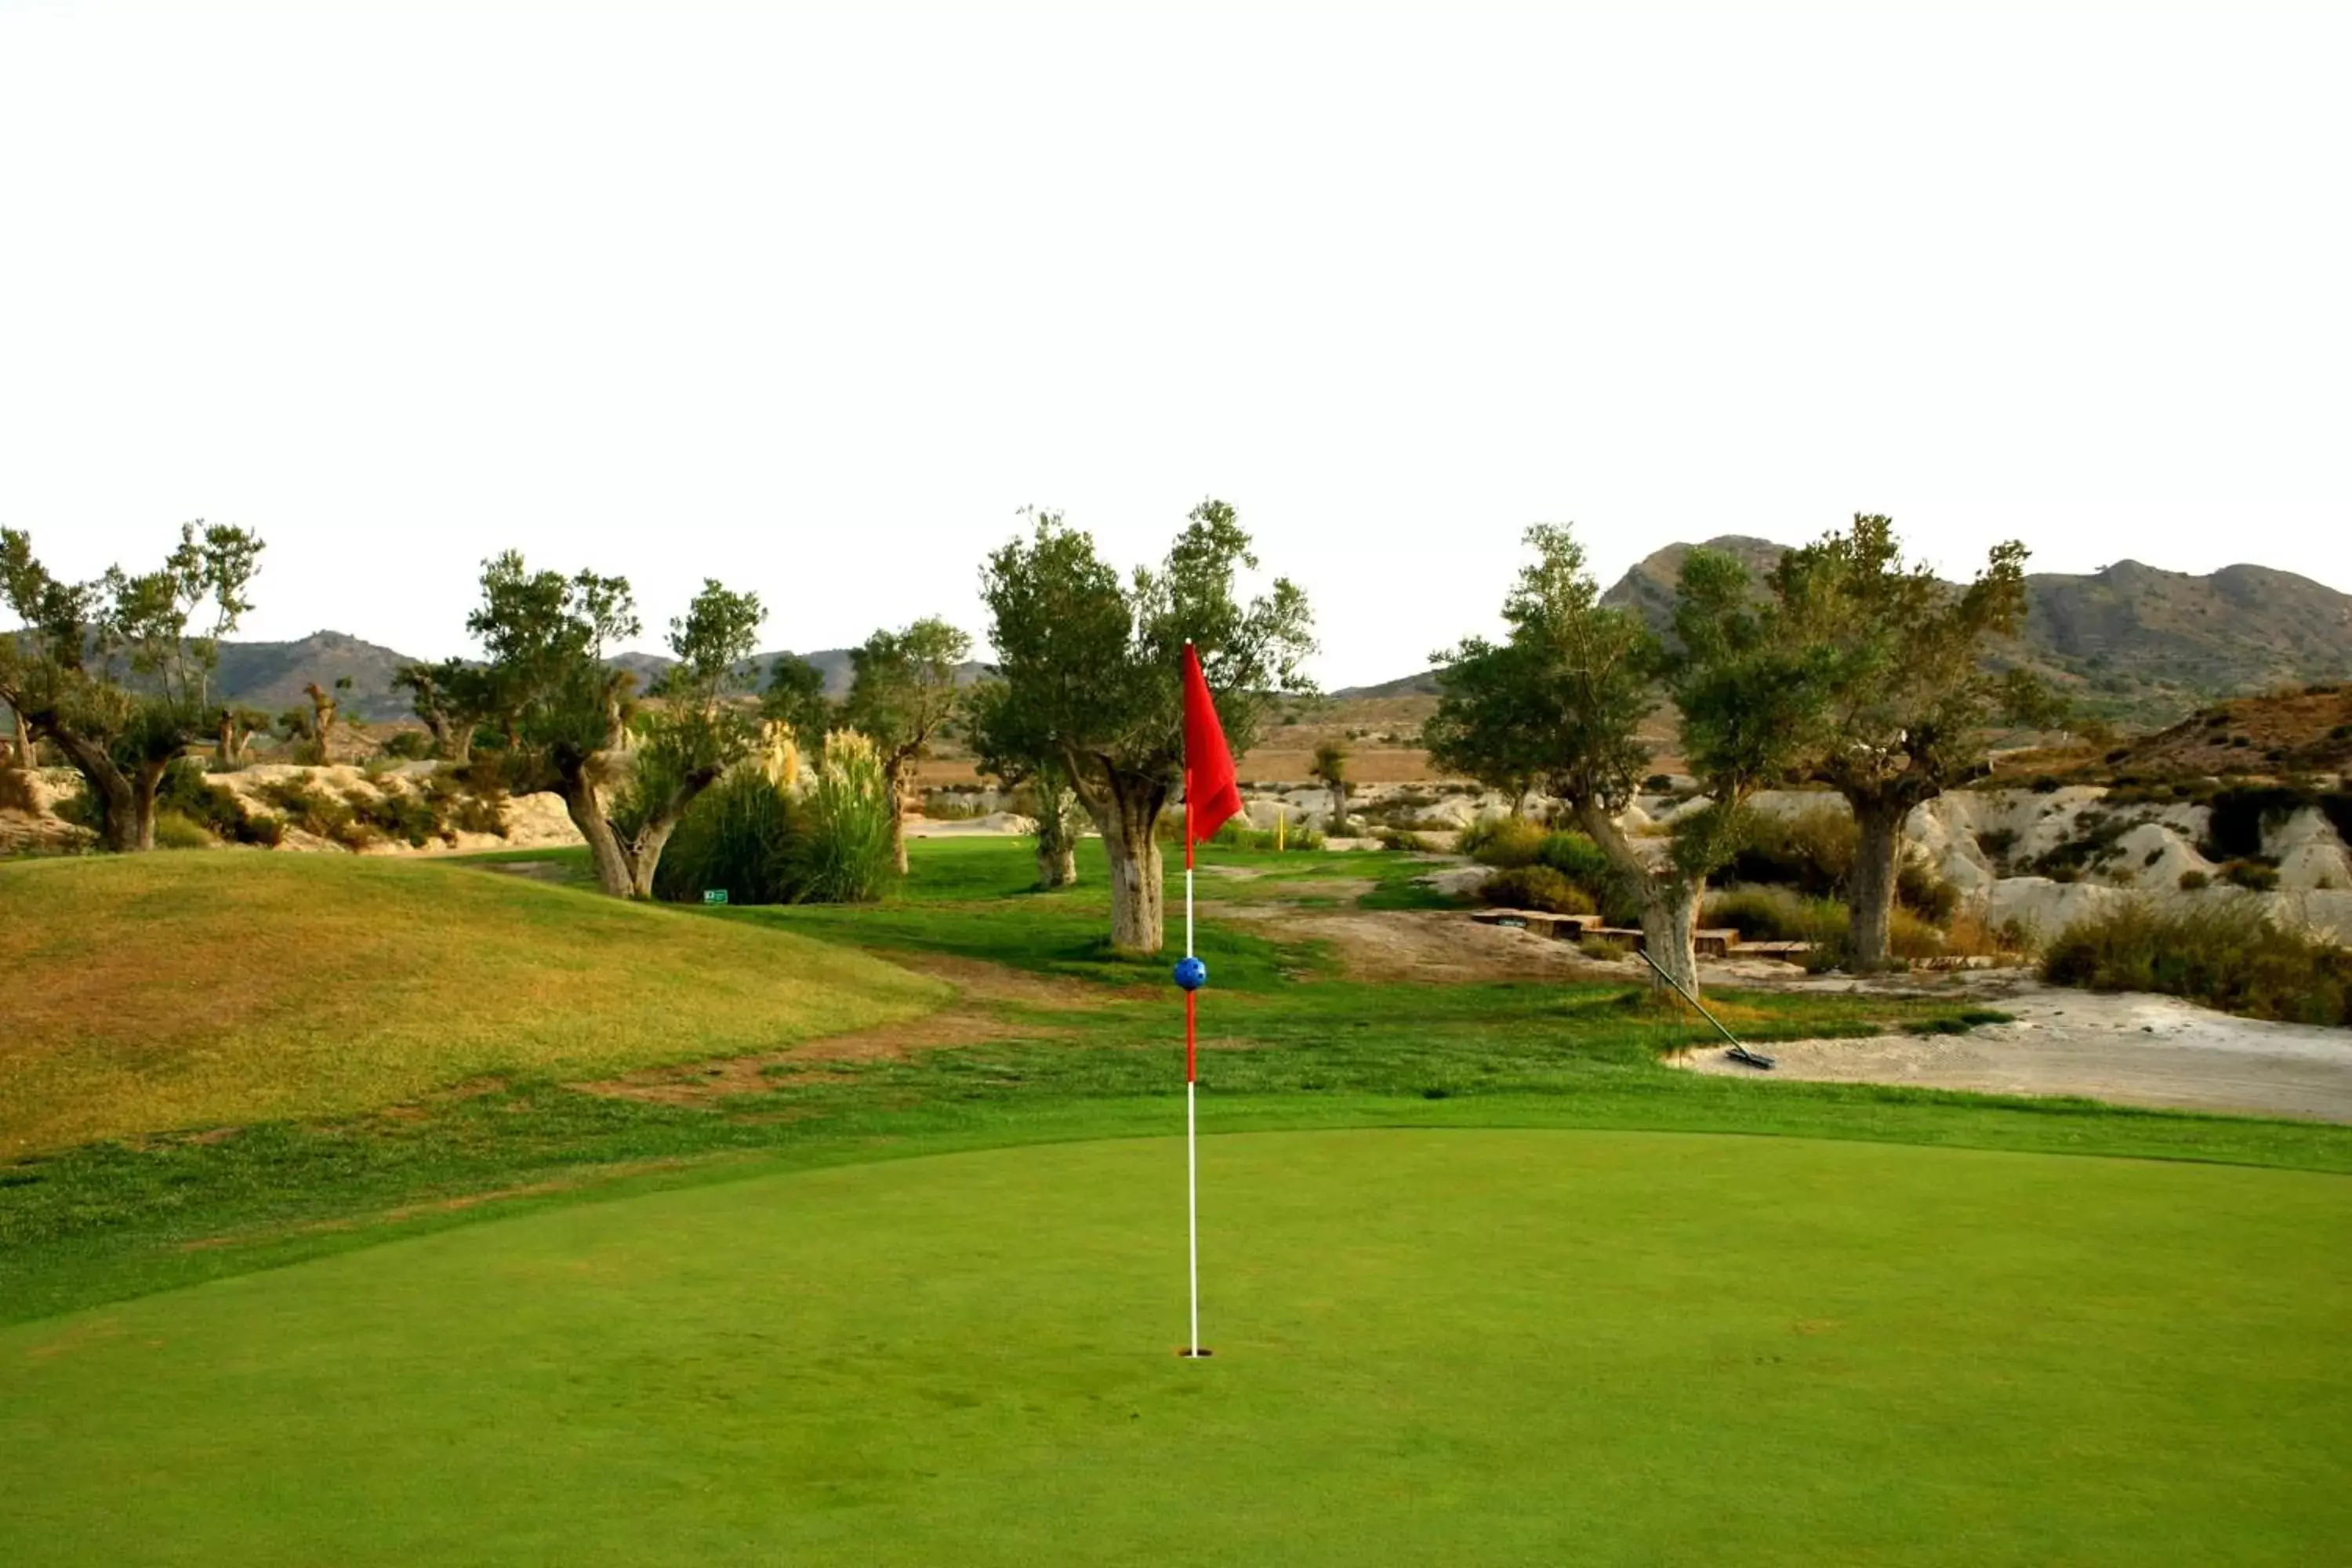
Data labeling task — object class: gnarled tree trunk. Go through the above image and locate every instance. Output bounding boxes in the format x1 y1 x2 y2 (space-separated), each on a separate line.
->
7 705 31 769
884 755 913 876
557 774 635 898
1575 797 1704 998
1033 786 1080 889
1076 764 1167 953
1846 793 1911 971
43 729 163 851
1635 875 1704 999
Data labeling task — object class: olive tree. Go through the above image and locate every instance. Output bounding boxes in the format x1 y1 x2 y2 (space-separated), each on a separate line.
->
1768 516 2034 967
844 616 972 875
1429 525 1817 996
0 522 264 850
974 502 1314 953
1309 740 1350 830
464 554 764 899
392 658 498 764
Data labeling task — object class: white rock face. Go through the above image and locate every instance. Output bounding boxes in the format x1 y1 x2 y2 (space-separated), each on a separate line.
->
2270 808 2352 893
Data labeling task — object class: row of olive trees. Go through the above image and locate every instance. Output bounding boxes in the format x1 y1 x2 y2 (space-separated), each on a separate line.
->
1425 516 2041 985
4 509 2031 974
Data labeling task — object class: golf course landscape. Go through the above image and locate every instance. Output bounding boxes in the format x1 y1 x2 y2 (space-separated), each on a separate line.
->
5 840 2348 1564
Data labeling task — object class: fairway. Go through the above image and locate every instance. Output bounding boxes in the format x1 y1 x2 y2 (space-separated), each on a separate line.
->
5 1130 2345 1566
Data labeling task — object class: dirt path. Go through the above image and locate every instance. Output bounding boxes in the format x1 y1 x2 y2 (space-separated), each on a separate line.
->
1671 980 2352 1123
1215 901 1621 982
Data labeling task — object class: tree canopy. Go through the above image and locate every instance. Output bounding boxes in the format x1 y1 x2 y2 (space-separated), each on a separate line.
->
0 521 264 849
974 501 1314 951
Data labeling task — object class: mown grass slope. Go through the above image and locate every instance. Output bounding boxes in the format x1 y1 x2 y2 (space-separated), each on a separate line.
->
0 854 946 1155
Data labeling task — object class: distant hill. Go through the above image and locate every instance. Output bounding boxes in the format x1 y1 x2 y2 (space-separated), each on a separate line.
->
209 640 973 720
212 631 419 721
1330 670 1442 700
1341 540 2352 726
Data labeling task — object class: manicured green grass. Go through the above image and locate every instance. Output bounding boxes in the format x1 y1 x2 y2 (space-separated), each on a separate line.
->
8 837 2352 1331
5 1128 2345 1566
0 854 946 1155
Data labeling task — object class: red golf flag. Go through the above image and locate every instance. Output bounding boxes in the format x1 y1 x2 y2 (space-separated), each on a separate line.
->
1181 643 1243 866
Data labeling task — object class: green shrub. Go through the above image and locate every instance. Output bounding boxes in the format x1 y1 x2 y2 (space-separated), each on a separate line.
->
256 778 367 847
377 730 436 761
1704 886 1849 946
1479 865 1595 915
1214 818 1326 852
1577 935 1632 961
655 767 805 905
158 758 282 846
2178 869 2211 891
1460 816 1546 868
420 771 508 837
151 810 215 851
1726 807 1855 896
2219 858 2280 892
2042 898 2352 1025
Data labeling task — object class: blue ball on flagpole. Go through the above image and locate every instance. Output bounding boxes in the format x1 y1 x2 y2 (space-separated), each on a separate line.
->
1173 956 1208 992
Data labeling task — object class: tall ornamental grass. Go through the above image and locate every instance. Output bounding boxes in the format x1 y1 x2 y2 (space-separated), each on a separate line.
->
796 729 898 904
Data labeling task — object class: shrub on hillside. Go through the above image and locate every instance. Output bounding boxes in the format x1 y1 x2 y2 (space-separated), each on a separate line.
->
2178 869 2211 891
151 811 214 851
1460 815 1546 868
2042 898 2352 1026
1726 807 1855 897
1705 886 1849 947
1479 865 1594 916
158 759 283 847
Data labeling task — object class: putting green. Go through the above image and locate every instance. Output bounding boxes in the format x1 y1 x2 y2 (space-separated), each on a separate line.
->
4 1130 2346 1565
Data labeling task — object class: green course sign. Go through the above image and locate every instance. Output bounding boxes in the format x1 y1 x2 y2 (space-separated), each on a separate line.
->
702 889 728 906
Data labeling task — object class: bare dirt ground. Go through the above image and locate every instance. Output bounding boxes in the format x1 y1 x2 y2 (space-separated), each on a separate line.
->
1671 976 2352 1123
1216 900 1623 982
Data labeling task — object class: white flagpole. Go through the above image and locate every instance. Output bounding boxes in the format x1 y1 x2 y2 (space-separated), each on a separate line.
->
1186 857 1200 1357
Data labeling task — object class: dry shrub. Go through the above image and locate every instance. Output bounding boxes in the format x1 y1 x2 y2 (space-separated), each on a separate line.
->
2042 897 2352 1025
1479 865 1595 916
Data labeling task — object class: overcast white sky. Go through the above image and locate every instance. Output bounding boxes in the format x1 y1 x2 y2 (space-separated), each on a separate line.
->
3 3 2347 685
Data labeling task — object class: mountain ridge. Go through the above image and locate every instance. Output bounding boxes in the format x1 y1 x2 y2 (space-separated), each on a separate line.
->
1331 541 2352 721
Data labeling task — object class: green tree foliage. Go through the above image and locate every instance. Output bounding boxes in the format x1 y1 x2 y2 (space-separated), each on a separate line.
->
392 659 498 764
1421 637 1549 811
463 556 764 899
973 501 1315 953
760 655 833 748
1768 515 2033 967
0 522 264 850
844 617 972 875
1428 526 1815 996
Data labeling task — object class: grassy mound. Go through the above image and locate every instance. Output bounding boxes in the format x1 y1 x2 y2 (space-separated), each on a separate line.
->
3 1129 2345 1564
0 854 946 1155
